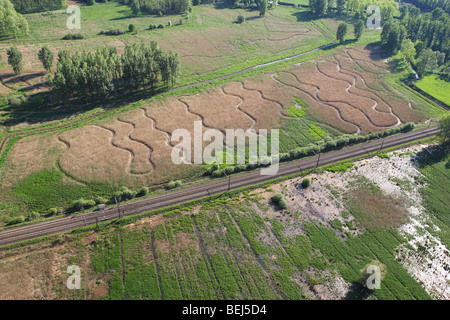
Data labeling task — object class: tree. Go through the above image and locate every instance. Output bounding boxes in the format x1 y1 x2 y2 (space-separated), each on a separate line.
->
0 0 29 38
438 112 450 144
381 20 401 55
236 14 244 24
128 23 137 33
336 22 348 43
354 20 364 40
259 0 267 17
336 0 346 14
310 0 328 16
168 51 180 87
401 39 416 63
7 46 23 74
38 46 54 72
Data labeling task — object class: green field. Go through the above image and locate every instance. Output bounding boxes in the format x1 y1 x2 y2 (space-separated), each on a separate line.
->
414 75 450 106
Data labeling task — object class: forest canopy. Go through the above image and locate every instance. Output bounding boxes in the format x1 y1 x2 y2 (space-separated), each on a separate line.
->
0 0 29 38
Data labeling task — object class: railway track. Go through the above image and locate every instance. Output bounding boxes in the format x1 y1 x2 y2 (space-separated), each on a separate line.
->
0 126 440 246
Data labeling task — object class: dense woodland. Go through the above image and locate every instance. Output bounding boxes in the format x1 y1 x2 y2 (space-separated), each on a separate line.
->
51 42 181 102
9 0 64 13
403 0 450 14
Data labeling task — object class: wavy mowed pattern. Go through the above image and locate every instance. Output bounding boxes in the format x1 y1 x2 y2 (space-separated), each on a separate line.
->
335 48 426 123
223 81 282 130
99 120 154 175
58 126 131 184
179 87 254 132
117 109 178 171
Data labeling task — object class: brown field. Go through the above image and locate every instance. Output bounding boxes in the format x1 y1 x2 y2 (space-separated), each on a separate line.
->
0 46 432 189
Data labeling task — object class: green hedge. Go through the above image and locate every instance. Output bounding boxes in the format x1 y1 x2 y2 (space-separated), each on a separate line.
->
206 123 416 177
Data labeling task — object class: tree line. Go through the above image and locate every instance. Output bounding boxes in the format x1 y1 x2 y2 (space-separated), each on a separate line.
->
402 0 450 15
5 41 181 103
120 0 191 15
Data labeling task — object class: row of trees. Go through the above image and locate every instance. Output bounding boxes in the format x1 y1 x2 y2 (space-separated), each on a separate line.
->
0 0 28 38
120 0 191 15
309 0 398 20
51 42 180 102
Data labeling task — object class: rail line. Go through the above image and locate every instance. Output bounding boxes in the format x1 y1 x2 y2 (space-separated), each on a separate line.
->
0 126 441 246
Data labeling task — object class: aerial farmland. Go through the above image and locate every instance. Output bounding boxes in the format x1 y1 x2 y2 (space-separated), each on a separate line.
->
0 0 449 305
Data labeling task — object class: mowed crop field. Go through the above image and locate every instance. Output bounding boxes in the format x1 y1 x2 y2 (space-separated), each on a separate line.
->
0 45 444 217
2 144 448 300
0 3 329 89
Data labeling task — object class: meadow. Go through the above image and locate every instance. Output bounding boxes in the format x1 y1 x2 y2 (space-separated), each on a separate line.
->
414 75 450 107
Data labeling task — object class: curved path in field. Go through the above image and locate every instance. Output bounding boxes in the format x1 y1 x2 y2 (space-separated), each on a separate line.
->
0 126 440 246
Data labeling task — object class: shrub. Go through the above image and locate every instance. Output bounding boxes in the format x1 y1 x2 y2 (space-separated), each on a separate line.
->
7 216 25 226
28 211 40 221
100 29 124 36
128 24 137 33
70 198 96 211
212 170 224 178
236 14 245 24
138 187 149 196
158 11 163 17
225 166 235 175
49 208 58 215
8 95 27 107
301 178 311 188
157 24 165 29
278 198 288 210
175 180 182 187
62 33 84 40
148 24 157 30
271 193 284 203
167 181 176 189
95 197 108 204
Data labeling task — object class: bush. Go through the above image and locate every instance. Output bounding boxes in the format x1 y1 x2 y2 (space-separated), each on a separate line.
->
236 14 245 24
225 166 235 175
28 211 40 221
271 193 284 203
8 95 27 107
158 11 163 17
301 178 311 188
167 181 176 189
148 24 157 30
100 29 124 36
70 198 96 211
175 180 182 187
278 198 288 210
128 24 137 33
7 216 25 226
62 33 84 40
95 197 108 204
49 208 58 215
138 187 149 196
157 24 165 29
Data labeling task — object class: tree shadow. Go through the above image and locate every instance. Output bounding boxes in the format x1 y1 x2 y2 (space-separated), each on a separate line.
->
292 10 317 22
343 282 373 300
414 144 449 168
